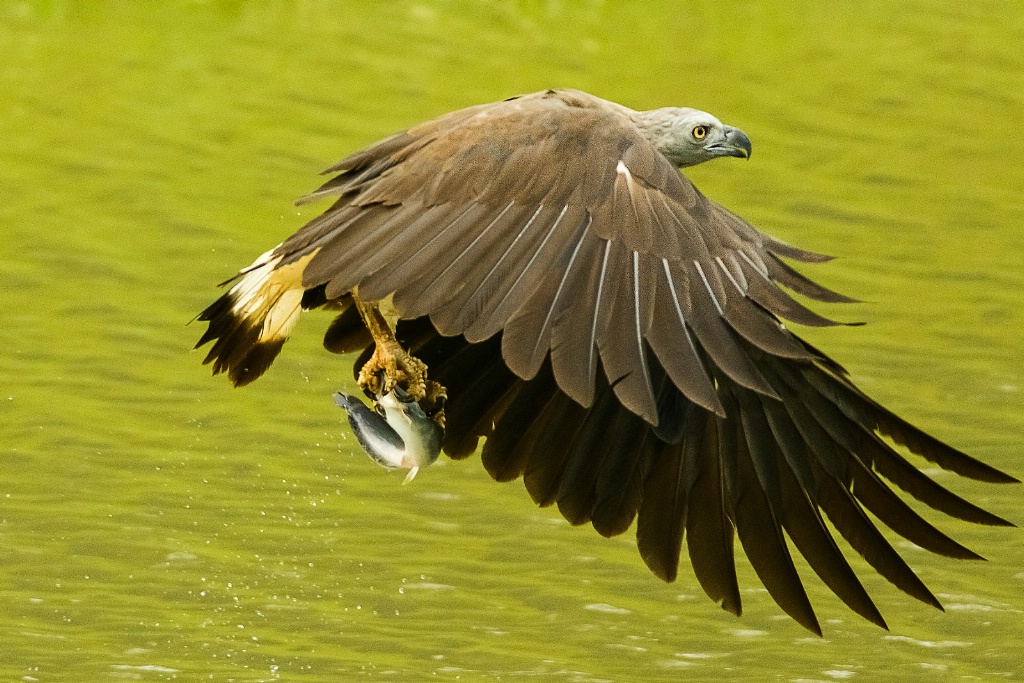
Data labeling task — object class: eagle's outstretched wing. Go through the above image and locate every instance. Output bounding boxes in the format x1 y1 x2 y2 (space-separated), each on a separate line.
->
196 89 1017 634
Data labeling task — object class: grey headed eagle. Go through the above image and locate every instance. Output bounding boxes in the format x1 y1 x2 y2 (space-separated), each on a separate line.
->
195 89 1017 634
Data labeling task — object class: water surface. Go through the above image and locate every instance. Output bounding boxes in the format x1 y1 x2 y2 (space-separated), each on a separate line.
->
1 2 1022 681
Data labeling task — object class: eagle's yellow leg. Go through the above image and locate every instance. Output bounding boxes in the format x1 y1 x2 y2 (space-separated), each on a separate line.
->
352 295 447 429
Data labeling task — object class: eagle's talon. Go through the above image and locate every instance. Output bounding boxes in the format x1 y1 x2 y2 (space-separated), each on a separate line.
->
422 380 447 430
357 338 429 402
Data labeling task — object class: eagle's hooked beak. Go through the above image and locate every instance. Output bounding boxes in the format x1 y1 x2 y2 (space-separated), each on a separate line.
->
709 125 752 160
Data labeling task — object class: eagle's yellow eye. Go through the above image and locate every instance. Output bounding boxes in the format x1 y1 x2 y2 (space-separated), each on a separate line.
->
692 125 708 140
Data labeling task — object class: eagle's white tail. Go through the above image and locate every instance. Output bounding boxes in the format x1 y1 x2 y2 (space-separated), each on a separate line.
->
195 247 316 386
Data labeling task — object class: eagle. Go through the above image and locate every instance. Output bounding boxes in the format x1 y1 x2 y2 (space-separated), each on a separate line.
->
195 89 1016 634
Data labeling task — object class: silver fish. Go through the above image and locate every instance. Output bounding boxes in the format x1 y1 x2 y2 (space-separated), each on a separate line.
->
333 387 443 484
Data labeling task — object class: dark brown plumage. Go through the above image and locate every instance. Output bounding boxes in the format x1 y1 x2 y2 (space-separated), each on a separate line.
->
196 89 1017 634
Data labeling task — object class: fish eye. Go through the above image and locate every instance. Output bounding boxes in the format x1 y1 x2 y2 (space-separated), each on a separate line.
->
692 125 708 140
374 403 386 417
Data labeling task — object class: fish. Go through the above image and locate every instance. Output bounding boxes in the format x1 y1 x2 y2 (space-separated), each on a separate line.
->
333 387 443 484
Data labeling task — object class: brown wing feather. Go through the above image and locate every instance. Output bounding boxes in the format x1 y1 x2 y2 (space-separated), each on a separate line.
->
228 90 836 414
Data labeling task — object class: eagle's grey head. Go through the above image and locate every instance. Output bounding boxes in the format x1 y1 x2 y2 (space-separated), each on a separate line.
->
634 107 752 168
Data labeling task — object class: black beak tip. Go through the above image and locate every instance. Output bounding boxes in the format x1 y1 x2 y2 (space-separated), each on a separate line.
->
723 126 752 160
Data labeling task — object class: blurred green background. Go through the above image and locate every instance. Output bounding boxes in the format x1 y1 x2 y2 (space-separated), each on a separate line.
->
1 1 1022 680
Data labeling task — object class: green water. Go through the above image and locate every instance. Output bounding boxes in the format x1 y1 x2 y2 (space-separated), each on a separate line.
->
1 1 1022 680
